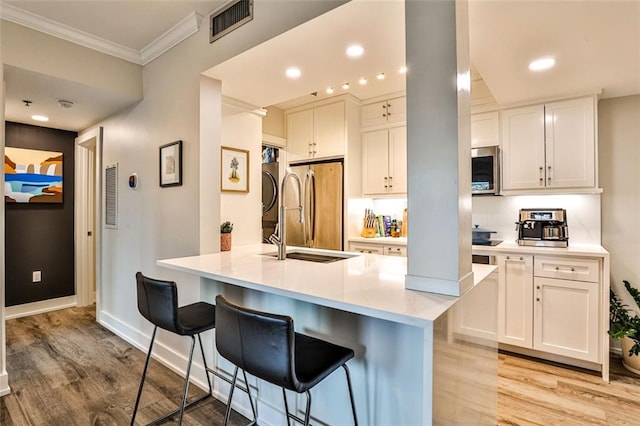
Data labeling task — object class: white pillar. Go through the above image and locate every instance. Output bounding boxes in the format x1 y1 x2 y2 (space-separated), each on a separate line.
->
405 0 473 297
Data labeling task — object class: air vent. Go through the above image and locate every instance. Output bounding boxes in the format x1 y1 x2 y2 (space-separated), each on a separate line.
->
210 0 253 43
105 163 118 229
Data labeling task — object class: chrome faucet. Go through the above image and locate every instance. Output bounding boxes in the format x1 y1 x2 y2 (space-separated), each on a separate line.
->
278 168 304 260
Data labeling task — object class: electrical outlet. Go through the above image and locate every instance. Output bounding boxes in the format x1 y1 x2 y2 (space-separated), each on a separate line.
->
32 271 41 283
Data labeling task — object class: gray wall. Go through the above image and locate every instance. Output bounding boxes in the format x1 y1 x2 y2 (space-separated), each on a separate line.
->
599 94 640 308
5 122 76 306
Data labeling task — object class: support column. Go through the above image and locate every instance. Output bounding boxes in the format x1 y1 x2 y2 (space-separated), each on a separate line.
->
405 0 473 296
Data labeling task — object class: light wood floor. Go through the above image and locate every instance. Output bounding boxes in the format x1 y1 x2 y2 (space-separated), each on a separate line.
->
2 306 640 425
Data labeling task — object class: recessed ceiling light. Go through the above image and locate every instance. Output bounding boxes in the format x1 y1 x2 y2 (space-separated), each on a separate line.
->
399 65 408 74
528 57 556 72
376 73 385 80
359 77 367 85
346 44 364 58
342 82 350 90
31 115 49 122
326 87 334 95
285 67 301 79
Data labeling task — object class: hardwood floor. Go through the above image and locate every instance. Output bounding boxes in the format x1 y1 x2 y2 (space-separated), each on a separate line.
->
1 306 246 425
1 306 640 425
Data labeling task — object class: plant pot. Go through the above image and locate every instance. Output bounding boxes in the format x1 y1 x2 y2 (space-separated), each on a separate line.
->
621 337 640 375
221 233 232 252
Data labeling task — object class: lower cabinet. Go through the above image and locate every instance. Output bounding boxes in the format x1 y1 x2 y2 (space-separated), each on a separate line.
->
498 254 601 363
349 242 406 256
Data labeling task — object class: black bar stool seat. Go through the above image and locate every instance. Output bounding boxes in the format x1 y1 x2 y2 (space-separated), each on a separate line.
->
215 295 358 426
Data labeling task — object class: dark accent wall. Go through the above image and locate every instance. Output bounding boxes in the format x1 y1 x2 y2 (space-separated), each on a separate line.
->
5 122 77 306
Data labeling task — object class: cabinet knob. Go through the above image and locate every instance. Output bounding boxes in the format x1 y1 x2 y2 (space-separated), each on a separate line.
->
571 267 575 272
382 104 387 109
520 257 523 261
506 256 510 260
536 285 540 290
555 266 560 271
536 297 540 302
382 114 387 117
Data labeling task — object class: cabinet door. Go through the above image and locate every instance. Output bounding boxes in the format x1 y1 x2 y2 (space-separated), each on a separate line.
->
361 100 389 127
349 243 383 254
362 129 390 195
314 102 345 158
383 244 406 256
498 254 534 347
471 111 500 148
544 97 595 189
533 277 599 362
454 270 499 342
387 126 407 194
501 105 545 190
386 96 406 124
287 109 314 161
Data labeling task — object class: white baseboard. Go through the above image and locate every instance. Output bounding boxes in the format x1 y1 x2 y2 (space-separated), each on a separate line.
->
5 296 77 320
0 371 10 396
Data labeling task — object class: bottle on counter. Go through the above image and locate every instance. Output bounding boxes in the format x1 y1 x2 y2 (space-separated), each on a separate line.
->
401 208 408 237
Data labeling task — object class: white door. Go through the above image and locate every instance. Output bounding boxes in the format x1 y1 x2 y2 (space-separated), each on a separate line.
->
471 111 500 148
498 254 534 348
533 277 599 362
361 100 388 127
386 96 406 124
362 129 390 195
314 102 345 158
387 126 407 194
544 97 595 189
501 105 545 190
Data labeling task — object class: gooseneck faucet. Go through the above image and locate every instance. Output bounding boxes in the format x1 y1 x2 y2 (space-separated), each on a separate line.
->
278 168 304 260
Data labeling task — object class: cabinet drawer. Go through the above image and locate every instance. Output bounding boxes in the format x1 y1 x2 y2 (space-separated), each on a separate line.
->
534 256 599 283
384 245 406 256
350 243 383 255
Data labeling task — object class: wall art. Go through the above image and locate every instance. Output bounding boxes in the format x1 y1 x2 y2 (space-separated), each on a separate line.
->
159 140 182 187
5 147 63 203
221 146 249 193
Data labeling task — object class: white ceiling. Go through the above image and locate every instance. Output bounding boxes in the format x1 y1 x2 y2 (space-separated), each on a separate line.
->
2 0 639 131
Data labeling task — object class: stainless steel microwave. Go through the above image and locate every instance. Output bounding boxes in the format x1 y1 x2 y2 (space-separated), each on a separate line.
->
471 146 500 195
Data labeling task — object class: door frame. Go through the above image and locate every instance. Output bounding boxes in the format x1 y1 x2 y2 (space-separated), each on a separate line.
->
75 127 103 315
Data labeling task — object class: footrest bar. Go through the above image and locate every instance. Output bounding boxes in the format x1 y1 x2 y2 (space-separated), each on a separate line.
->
145 392 211 426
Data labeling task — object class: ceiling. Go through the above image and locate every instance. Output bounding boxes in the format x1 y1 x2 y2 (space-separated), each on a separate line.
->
2 0 639 131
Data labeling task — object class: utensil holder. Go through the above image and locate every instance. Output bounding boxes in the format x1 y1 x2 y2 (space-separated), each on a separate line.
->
361 228 376 238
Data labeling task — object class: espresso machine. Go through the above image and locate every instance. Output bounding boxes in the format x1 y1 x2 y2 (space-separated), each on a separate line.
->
516 208 569 247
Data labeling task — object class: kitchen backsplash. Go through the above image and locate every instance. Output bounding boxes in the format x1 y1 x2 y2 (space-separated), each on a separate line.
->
349 194 602 246
472 194 602 246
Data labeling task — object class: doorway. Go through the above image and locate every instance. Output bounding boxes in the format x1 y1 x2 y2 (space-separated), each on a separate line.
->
75 127 103 316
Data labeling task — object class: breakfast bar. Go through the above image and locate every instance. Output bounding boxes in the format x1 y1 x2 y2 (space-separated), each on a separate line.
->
158 244 499 425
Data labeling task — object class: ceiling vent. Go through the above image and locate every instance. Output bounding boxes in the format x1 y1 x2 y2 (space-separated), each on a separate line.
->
210 0 253 43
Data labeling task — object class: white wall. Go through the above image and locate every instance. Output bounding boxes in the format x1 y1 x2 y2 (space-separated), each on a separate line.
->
599 94 640 311
221 111 263 246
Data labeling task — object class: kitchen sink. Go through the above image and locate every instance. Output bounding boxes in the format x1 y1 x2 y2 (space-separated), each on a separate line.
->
264 250 356 263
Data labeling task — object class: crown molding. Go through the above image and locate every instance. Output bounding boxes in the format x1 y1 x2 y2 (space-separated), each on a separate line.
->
0 3 142 64
140 11 203 66
222 96 267 117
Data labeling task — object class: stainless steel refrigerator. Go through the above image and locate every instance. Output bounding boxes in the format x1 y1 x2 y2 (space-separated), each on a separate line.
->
284 160 343 251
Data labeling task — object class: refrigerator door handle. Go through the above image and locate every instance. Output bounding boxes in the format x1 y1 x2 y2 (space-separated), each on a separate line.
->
308 170 316 247
303 170 311 247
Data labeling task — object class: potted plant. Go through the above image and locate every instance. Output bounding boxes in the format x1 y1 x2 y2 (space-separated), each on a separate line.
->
609 280 640 374
220 221 233 251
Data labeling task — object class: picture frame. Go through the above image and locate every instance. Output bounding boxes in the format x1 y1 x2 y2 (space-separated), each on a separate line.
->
159 140 182 187
221 146 249 193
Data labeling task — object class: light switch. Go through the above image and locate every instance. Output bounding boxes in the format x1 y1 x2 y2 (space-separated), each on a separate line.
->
33 271 42 283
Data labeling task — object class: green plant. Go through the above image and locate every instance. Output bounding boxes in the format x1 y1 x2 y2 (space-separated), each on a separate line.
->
609 280 640 356
220 221 233 233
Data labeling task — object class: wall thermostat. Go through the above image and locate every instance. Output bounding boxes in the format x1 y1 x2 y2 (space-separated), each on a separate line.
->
128 173 138 189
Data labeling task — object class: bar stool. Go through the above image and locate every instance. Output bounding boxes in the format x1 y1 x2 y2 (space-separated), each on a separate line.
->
131 272 216 426
215 295 358 426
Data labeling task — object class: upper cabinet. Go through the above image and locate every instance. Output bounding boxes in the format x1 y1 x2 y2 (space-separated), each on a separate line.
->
286 101 346 162
362 126 407 195
471 111 500 148
501 96 596 193
361 96 406 128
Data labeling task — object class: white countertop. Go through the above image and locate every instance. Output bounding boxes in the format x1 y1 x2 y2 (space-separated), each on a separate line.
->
349 236 408 245
158 244 497 328
471 240 609 257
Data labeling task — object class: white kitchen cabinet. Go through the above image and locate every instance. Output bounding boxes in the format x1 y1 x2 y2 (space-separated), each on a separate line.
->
349 241 406 256
501 96 595 192
471 111 500 148
286 101 345 161
533 256 600 362
362 126 407 195
383 244 406 256
498 254 534 348
361 96 406 128
454 270 499 342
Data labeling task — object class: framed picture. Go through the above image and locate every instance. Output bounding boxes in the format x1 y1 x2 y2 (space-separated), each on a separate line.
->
5 147 63 203
159 140 182 187
221 146 249 193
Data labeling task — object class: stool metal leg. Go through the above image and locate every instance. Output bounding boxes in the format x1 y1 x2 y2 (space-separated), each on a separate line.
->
343 364 358 426
176 336 197 425
223 366 240 426
241 369 257 424
197 334 213 395
131 326 158 426
303 390 312 426
282 388 292 426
